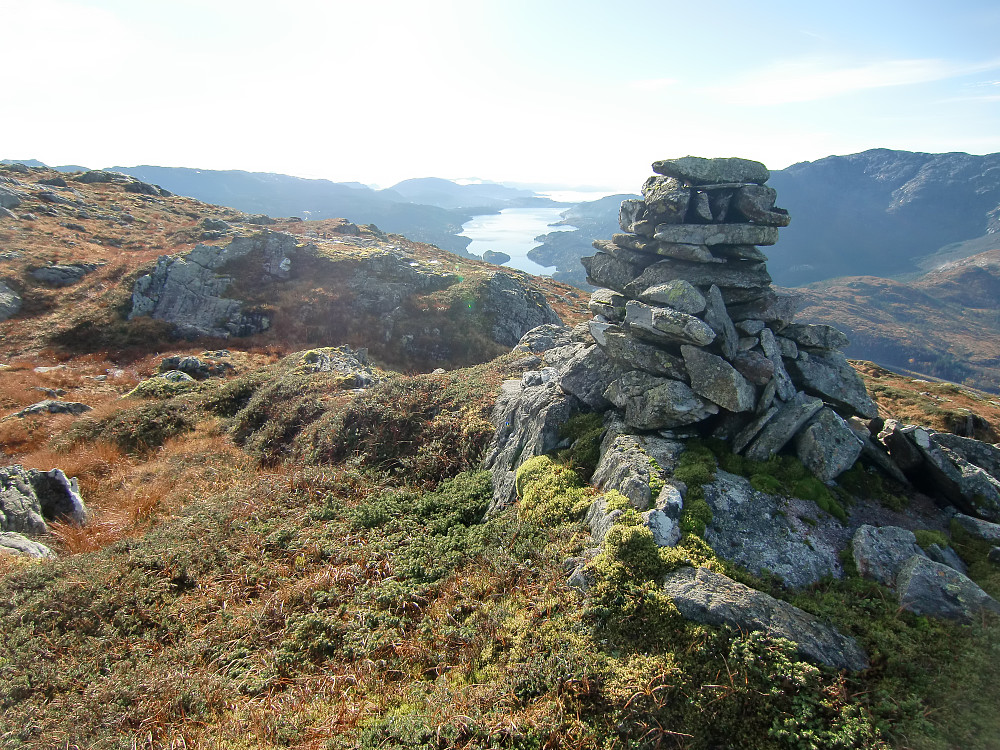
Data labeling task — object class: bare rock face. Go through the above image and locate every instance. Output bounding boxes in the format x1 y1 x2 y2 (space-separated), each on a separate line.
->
661 566 868 671
130 231 302 338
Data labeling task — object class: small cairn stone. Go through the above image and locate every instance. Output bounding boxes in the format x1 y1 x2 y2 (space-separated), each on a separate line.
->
582 156 875 480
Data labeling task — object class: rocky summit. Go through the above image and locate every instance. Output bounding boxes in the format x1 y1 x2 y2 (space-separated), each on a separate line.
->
486 156 1000 673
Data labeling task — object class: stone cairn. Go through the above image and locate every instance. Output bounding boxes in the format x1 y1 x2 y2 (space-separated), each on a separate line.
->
582 156 877 481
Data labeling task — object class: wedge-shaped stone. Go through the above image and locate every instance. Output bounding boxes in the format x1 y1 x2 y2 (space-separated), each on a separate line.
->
733 406 778 454
782 323 850 351
794 407 863 482
625 300 715 347
702 285 739 361
654 223 779 246
786 350 878 419
661 566 868 670
595 325 689 381
652 156 770 186
624 258 771 298
681 345 756 413
604 371 717 430
636 279 706 314
744 392 824 461
732 184 791 226
758 328 796 401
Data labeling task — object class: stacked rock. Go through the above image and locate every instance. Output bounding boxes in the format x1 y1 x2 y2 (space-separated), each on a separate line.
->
583 156 877 481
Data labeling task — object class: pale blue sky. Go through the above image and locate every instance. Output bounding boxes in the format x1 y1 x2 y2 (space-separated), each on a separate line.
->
2 0 999 190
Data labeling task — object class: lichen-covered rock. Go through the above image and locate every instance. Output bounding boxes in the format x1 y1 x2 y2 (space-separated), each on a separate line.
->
30 262 99 287
681 345 756 413
896 555 1000 623
731 184 791 226
641 175 690 223
652 156 770 186
588 288 627 321
592 420 684 509
884 426 1000 521
794 407 864 482
636 279 706 314
604 371 718 430
130 232 302 338
782 323 850 351
479 272 563 347
661 566 868 670
624 300 716 347
952 513 1000 543
514 323 575 355
483 379 581 513
626 257 773 294
13 400 92 418
704 470 842 588
591 324 689 381
744 392 824 462
557 344 625 410
851 525 926 587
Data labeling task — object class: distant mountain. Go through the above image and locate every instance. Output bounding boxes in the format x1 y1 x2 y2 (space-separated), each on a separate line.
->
107 165 485 255
768 149 1000 286
387 177 551 210
796 247 1000 392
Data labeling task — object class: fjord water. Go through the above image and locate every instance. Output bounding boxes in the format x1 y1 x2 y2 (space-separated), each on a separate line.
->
460 206 576 275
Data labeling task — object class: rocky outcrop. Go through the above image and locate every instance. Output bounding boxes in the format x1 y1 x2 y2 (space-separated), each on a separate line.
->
0 466 87 536
480 272 564 347
703 471 844 588
130 231 302 338
661 566 868 671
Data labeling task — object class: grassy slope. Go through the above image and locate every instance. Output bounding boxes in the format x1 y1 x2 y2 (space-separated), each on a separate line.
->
1 353 998 749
